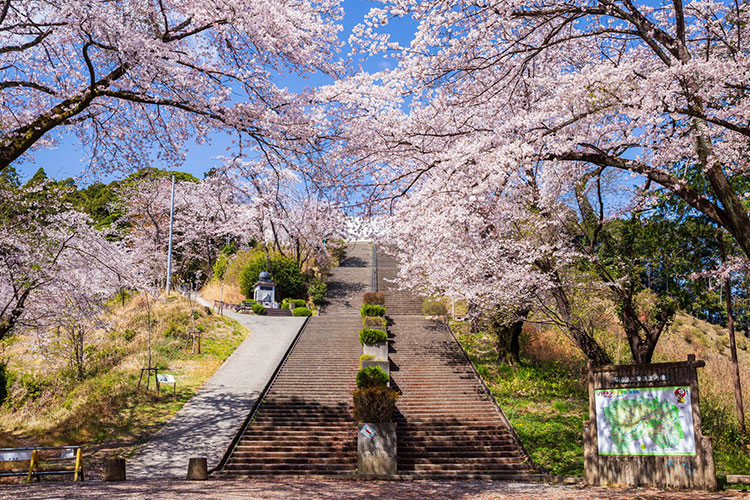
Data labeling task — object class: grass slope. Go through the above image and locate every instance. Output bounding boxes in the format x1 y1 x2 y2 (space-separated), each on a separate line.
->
453 309 750 479
0 293 249 479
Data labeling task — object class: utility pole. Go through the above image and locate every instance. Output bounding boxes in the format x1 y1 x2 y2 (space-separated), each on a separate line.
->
165 175 175 295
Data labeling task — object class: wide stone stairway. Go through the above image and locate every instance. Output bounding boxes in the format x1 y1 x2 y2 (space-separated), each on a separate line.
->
221 243 370 476
377 248 536 478
221 242 535 478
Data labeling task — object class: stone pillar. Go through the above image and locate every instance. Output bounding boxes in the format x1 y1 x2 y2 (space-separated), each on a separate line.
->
358 422 397 475
187 457 208 480
103 458 126 481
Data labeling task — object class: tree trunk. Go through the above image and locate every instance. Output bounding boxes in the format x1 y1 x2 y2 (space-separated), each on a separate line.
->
491 308 529 365
721 236 746 438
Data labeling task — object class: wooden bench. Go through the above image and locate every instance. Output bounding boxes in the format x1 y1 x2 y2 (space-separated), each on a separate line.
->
0 446 83 482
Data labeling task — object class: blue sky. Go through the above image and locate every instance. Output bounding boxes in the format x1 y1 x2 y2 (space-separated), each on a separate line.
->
17 1 409 184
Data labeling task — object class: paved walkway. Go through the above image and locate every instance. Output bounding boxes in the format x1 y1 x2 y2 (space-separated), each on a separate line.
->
127 307 306 479
1 478 748 499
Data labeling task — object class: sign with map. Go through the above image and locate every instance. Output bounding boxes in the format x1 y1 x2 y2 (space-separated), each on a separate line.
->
595 386 696 456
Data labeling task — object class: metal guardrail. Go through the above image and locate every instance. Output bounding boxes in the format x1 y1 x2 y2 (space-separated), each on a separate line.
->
0 445 83 481
211 316 311 473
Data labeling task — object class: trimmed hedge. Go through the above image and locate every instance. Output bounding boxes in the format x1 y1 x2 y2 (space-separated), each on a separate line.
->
292 307 313 317
360 304 386 318
359 328 387 345
352 386 399 423
363 316 387 328
251 303 266 315
282 298 307 309
359 354 375 368
362 292 385 305
356 366 389 389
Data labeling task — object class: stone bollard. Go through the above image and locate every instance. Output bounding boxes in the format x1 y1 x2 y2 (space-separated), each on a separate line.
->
187 457 208 480
103 457 126 481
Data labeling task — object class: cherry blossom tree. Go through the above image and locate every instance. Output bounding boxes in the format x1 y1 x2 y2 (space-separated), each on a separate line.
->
0 180 127 344
0 0 343 174
319 0 750 364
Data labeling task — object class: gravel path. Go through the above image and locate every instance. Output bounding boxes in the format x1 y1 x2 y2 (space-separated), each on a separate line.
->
0 478 747 500
127 313 306 479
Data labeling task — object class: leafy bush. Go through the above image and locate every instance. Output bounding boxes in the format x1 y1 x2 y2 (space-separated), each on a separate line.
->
123 329 136 341
252 303 266 315
363 292 385 305
353 386 399 423
292 307 313 317
361 304 386 318
308 278 328 305
363 316 387 328
359 354 375 367
360 328 387 345
422 297 448 316
282 298 307 309
239 253 306 300
356 366 389 389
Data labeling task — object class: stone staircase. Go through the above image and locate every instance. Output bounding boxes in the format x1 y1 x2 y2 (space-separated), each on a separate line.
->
221 242 535 478
375 249 423 315
221 243 371 476
378 250 536 478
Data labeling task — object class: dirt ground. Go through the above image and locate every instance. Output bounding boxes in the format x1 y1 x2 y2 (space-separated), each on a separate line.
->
0 478 749 500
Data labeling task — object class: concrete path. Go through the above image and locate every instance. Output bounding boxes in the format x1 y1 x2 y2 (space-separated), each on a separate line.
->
127 306 306 479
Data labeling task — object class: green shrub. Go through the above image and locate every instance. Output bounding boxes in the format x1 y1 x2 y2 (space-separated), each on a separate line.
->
422 297 448 316
239 253 306 300
282 298 307 309
360 328 387 345
361 304 386 318
356 366 389 389
352 386 399 422
363 292 385 305
363 316 387 328
123 329 136 342
359 354 375 368
292 307 313 317
308 279 328 305
252 303 266 315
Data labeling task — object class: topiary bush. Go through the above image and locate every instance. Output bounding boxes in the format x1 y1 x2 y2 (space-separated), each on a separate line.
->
292 307 313 317
363 316 387 328
356 365 389 389
363 292 385 305
360 328 387 345
239 253 306 300
251 303 266 315
361 304 386 318
352 386 399 423
308 278 328 305
283 298 307 308
359 354 375 368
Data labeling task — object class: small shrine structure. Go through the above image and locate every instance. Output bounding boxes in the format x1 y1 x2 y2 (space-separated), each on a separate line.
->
253 271 277 306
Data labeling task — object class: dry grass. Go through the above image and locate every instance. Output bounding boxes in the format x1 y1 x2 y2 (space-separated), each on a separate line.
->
200 280 245 304
0 293 249 478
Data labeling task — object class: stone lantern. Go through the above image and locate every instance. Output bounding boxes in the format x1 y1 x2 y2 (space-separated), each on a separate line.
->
253 271 277 306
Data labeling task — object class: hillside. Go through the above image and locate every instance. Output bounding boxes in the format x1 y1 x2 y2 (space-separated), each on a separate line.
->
454 307 750 479
0 293 249 479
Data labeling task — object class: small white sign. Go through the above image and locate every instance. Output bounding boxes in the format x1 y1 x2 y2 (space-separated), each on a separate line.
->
360 424 376 439
0 450 32 462
60 448 76 459
156 374 175 384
